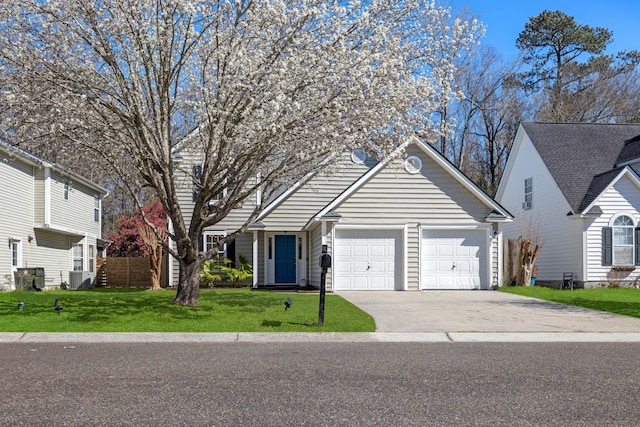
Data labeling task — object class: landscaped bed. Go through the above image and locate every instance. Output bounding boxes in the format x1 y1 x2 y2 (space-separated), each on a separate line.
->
0 288 375 333
500 286 640 319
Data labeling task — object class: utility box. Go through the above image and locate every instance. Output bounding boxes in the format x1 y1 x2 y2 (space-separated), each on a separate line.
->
16 267 45 290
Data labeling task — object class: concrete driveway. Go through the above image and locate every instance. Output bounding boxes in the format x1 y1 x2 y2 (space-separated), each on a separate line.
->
338 290 640 333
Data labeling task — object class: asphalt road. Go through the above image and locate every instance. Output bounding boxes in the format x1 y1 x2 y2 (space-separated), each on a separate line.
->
1 342 639 426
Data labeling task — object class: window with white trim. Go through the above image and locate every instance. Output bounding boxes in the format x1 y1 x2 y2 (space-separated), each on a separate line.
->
88 244 95 273
94 196 100 222
11 240 21 268
64 181 70 200
203 231 226 264
523 177 533 209
613 215 634 266
73 243 84 271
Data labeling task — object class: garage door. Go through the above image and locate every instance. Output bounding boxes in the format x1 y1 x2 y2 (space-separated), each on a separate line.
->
421 229 486 289
334 229 402 290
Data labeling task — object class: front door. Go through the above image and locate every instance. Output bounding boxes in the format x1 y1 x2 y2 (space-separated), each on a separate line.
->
275 235 296 283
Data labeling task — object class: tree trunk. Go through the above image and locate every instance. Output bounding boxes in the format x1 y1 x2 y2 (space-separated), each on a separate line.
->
174 258 201 306
148 247 163 291
517 239 540 286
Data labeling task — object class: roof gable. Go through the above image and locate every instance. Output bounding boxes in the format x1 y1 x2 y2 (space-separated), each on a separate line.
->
310 136 512 225
0 137 107 195
521 122 640 214
580 166 640 214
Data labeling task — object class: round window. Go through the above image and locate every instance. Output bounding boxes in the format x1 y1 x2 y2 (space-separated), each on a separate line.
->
404 156 422 174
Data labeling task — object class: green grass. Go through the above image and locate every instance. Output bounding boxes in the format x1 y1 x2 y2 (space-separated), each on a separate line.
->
0 288 375 332
499 286 640 319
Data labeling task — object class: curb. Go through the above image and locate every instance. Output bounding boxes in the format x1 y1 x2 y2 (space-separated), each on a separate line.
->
3 332 640 343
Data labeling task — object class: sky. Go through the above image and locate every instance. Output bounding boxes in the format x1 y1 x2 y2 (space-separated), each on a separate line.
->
453 0 640 59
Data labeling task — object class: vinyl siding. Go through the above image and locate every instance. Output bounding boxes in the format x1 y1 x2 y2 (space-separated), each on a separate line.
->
33 168 45 224
260 151 374 230
331 146 492 291
497 131 583 283
0 157 35 286
27 230 82 287
585 177 640 285
309 222 329 289
49 172 101 237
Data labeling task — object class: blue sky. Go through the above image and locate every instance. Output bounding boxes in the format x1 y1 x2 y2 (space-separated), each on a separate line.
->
453 0 640 59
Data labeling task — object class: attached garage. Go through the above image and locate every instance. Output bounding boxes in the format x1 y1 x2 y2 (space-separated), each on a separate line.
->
333 228 403 290
421 229 488 290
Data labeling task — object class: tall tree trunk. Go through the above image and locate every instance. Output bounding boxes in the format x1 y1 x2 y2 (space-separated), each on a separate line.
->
516 239 540 286
148 247 163 291
174 258 201 306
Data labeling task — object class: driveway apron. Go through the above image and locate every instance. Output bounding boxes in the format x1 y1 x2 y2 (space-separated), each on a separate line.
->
337 290 640 333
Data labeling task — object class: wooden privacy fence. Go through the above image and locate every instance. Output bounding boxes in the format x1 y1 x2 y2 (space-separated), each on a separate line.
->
96 256 168 288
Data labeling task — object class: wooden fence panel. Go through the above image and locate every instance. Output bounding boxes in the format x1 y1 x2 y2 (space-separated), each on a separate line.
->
502 239 519 286
97 256 168 288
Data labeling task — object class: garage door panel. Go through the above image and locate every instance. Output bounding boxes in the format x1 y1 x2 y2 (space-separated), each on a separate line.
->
422 229 486 290
334 229 402 291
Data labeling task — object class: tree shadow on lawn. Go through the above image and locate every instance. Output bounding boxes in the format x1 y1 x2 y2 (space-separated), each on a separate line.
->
261 319 318 328
1 289 291 323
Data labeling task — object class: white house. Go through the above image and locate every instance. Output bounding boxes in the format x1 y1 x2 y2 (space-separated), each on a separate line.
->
170 136 513 291
0 138 109 290
495 122 640 288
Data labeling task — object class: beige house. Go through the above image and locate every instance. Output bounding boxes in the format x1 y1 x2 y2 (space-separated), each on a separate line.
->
170 136 512 291
0 138 108 291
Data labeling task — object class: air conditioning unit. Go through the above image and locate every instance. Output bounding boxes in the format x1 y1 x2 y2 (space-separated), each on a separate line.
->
69 271 92 289
522 201 532 210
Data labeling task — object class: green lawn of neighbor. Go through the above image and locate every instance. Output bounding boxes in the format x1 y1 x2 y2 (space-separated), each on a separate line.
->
0 288 375 332
500 286 640 319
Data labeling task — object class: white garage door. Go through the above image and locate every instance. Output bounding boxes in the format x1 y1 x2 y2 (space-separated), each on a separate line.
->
334 229 402 290
421 229 486 290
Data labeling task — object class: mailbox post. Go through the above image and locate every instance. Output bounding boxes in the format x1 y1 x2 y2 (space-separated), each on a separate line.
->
318 245 331 326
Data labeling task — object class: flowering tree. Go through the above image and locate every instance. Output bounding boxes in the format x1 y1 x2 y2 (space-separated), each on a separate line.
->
106 199 168 290
0 0 482 305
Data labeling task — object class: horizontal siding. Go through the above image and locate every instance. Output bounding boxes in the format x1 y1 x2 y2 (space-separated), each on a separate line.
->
0 158 34 284
261 152 375 230
49 172 101 237
27 230 77 287
329 146 492 290
34 168 45 224
497 132 582 283
309 222 325 289
335 147 489 225
586 177 640 285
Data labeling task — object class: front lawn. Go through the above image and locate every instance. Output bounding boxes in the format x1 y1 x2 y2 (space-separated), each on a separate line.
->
0 288 375 332
499 286 640 319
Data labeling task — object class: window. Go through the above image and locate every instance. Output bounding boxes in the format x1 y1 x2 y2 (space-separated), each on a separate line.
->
523 177 533 209
613 215 634 266
73 243 84 271
88 244 95 273
64 181 70 200
203 231 226 265
94 196 100 222
11 240 21 268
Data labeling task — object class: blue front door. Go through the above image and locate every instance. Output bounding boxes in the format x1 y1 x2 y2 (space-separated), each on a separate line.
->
275 235 296 283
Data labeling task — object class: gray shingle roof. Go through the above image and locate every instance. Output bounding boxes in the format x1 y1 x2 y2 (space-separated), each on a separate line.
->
522 122 640 214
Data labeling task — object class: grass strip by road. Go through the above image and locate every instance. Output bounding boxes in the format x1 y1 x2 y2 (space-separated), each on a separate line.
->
0 288 375 332
499 286 640 319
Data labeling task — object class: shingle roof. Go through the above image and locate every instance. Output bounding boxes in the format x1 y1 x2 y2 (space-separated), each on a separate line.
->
521 122 640 214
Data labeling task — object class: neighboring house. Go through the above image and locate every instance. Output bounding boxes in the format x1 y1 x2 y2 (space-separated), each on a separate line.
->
170 136 512 291
0 138 109 291
495 122 640 288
